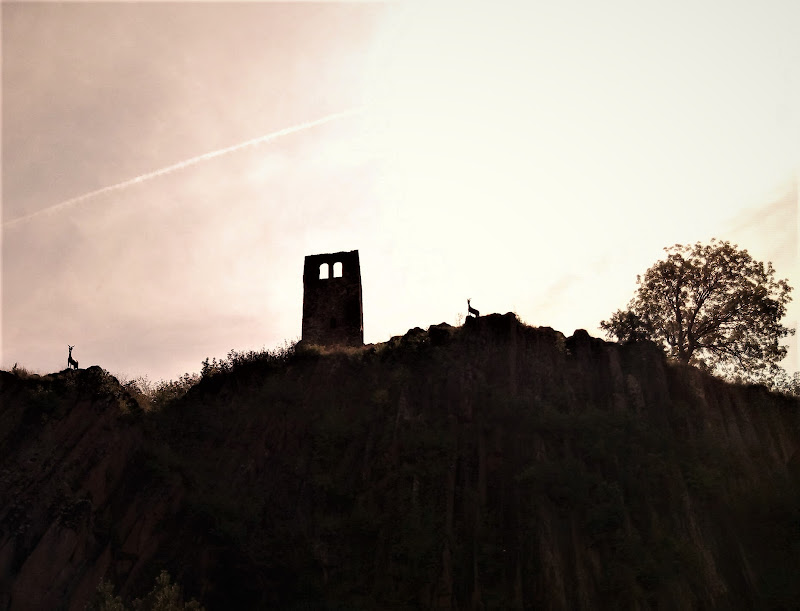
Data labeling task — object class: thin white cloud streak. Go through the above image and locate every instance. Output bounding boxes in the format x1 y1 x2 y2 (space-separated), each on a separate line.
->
3 107 364 228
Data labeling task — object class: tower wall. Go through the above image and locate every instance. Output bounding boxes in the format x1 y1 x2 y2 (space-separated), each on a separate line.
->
301 250 363 347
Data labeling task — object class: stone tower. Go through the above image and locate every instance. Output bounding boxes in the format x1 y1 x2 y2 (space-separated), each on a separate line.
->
301 250 363 347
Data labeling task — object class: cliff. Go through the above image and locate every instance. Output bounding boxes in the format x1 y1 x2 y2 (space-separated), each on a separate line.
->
1 314 798 610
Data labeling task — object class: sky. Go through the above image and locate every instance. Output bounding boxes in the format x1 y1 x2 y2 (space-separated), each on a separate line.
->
3 0 798 382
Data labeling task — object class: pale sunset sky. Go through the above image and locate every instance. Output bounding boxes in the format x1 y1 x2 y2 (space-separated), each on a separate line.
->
3 0 798 382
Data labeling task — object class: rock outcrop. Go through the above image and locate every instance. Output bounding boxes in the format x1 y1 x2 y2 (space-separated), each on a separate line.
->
1 317 798 609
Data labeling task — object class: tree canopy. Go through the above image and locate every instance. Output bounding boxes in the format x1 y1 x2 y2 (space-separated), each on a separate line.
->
601 239 794 381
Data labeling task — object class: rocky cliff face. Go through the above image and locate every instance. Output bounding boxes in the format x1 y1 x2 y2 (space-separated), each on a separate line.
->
1 314 799 610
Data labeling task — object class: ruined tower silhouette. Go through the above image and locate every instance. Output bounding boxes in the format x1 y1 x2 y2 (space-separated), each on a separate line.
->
302 250 363 347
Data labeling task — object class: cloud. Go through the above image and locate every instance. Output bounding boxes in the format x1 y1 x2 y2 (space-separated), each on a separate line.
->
725 179 798 265
3 2 384 220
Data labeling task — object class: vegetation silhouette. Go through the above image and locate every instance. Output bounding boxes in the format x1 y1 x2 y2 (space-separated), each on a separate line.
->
88 570 203 611
601 239 795 389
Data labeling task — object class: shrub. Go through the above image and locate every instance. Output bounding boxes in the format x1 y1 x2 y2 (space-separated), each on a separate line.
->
87 571 203 611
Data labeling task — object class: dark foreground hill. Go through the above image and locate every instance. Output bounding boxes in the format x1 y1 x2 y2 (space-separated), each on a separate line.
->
1 314 799 610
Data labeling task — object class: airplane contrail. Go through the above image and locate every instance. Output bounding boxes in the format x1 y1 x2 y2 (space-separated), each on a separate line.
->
4 107 364 228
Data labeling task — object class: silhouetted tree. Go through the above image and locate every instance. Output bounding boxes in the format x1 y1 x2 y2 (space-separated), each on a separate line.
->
771 369 800 397
601 239 794 379
599 310 653 344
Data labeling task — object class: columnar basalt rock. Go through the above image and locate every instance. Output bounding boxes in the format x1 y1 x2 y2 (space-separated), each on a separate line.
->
301 250 363 347
2 321 800 609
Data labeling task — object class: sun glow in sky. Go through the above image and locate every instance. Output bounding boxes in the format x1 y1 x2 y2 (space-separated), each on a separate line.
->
3 1 798 381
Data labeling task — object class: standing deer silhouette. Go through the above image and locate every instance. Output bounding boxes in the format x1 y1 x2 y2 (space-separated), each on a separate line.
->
467 299 480 318
67 345 79 370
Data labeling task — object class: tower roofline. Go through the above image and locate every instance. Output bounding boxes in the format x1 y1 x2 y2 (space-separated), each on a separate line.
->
304 249 359 262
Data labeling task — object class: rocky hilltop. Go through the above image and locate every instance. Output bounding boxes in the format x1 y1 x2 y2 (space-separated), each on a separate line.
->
1 314 799 610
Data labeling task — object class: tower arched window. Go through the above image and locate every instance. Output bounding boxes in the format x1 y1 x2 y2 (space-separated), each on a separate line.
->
319 263 330 280
333 261 343 278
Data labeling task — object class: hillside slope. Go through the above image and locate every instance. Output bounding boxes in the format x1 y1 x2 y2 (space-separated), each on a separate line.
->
1 314 799 610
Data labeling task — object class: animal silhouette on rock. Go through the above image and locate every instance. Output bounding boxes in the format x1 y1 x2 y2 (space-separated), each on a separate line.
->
67 345 79 370
467 299 480 318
